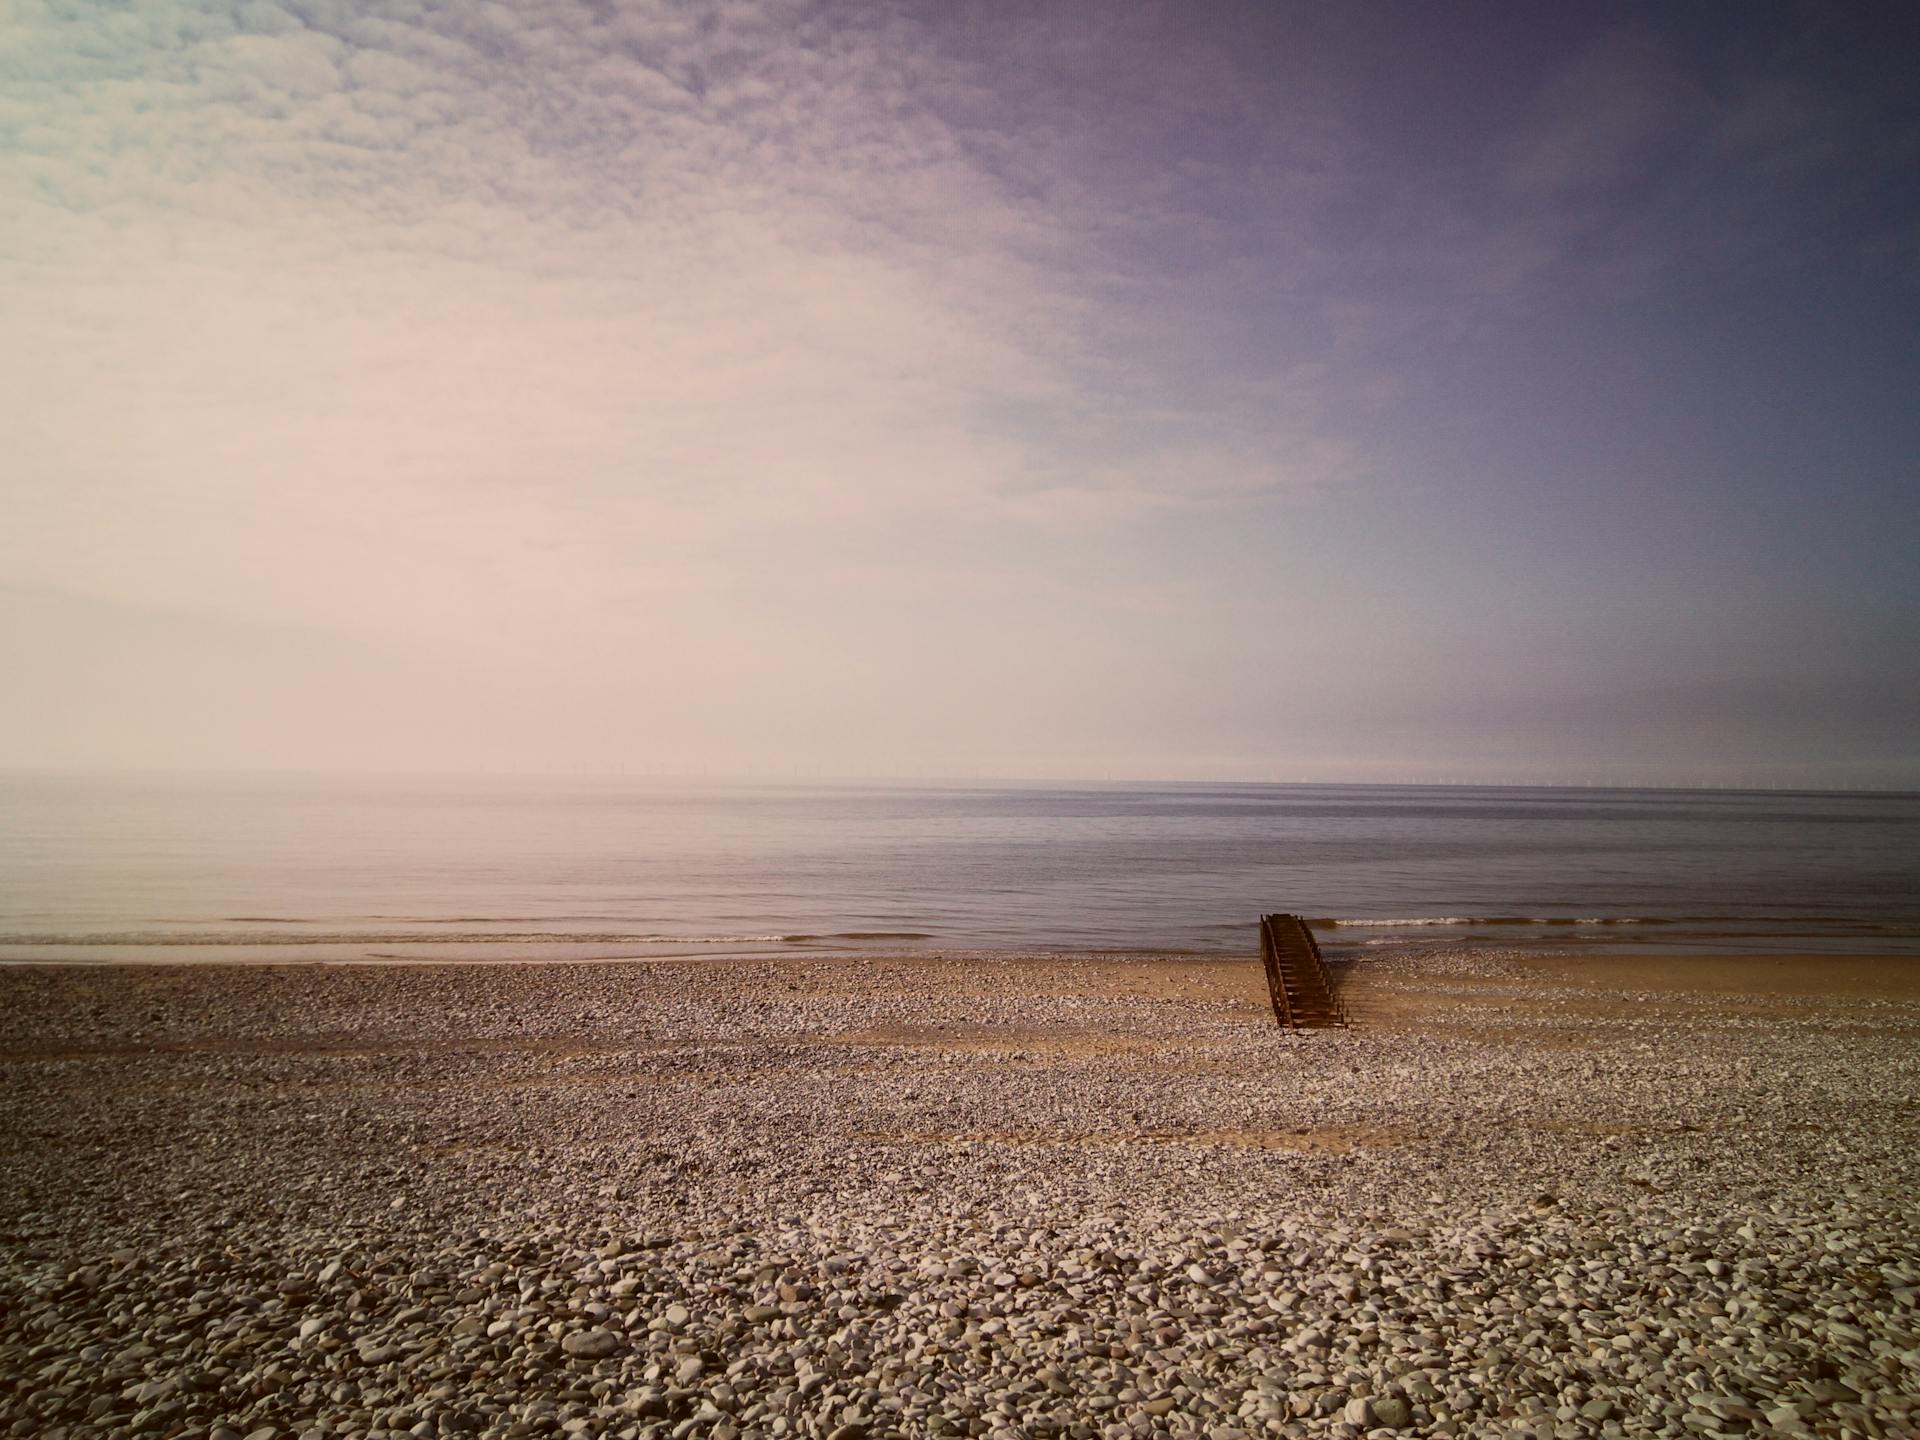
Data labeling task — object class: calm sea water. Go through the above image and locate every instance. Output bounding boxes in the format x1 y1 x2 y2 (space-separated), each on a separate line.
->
2 775 1917 962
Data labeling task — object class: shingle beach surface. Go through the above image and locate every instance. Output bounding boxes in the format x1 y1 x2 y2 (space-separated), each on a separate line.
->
3 950 1917 1439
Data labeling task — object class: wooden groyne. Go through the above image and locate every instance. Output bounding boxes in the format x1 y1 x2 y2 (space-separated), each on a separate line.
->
1258 914 1348 1029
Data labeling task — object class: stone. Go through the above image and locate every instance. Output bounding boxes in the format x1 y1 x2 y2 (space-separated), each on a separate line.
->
12 945 1920 1440
1371 1396 1412 1428
562 1329 621 1359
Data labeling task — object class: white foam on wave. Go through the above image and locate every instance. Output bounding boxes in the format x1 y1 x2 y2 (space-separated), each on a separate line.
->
1327 917 1480 928
1326 916 1649 928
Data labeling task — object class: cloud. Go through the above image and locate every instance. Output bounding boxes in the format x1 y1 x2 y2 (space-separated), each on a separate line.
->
0 1 1370 770
3 1 1344 573
1488 24 1920 300
1500 30 1698 199
5 2 1915 782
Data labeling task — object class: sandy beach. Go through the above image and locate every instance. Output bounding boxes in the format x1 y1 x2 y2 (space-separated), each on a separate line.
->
4 948 1918 1439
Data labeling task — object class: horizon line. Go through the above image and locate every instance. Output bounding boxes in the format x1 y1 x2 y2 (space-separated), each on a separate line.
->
1 766 1913 798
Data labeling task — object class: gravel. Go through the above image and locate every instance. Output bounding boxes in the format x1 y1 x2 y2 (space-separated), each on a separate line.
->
2 949 1917 1439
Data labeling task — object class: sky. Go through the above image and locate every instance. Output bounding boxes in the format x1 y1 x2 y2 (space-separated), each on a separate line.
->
4 0 1918 787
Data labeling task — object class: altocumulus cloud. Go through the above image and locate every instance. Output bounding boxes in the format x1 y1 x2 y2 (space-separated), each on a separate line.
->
1 0 1358 773
4 2 1917 782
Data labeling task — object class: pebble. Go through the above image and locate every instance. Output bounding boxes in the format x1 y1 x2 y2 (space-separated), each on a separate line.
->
0 948 1915 1440
561 1328 620 1358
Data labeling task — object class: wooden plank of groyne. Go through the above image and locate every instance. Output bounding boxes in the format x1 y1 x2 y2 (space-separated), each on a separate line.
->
1259 913 1348 1029
1259 915 1294 1028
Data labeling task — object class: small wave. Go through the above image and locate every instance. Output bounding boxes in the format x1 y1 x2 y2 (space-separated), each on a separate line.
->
1318 916 1658 929
0 930 792 948
369 915 641 925
1317 916 1477 928
1320 914 1899 931
770 933 935 943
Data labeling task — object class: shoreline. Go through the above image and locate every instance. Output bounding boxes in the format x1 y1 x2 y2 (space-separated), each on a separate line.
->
4 946 1917 1437
8 934 1920 968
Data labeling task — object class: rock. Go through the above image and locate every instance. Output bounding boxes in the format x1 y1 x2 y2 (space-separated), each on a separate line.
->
1372 1395 1413 1427
561 1329 621 1359
8 948 1920 1440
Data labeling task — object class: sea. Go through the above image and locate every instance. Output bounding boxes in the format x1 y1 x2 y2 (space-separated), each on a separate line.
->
2 775 1917 964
